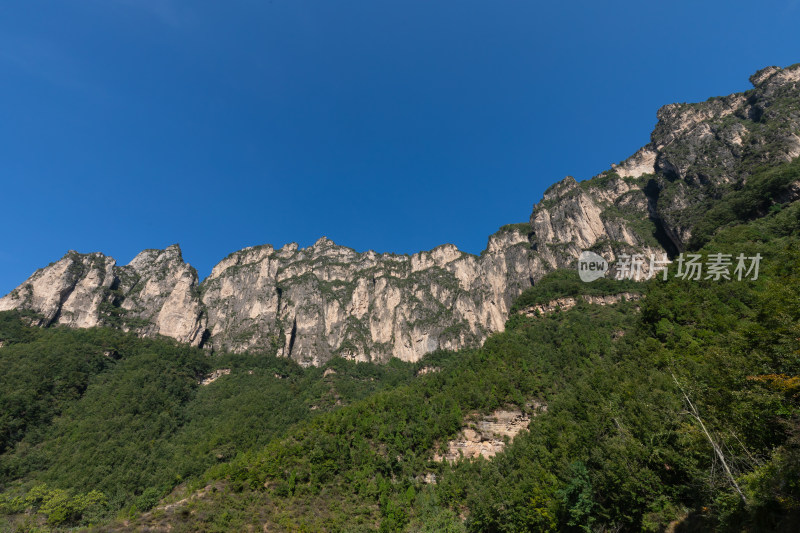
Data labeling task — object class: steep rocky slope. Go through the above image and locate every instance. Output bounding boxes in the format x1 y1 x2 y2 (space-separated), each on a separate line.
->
0 245 207 346
0 230 544 365
2 64 799 365
532 64 800 258
200 232 541 365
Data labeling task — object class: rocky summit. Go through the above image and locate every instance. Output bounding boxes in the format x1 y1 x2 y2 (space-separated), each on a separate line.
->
3 64 800 366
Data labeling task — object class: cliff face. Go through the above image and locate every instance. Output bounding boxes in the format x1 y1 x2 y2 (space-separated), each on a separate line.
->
2 64 799 365
0 245 207 347
529 173 663 266
0 232 542 365
638 64 800 248
200 232 541 365
530 64 800 261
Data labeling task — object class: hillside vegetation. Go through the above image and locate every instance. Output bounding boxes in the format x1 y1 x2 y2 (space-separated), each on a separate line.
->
1 159 799 532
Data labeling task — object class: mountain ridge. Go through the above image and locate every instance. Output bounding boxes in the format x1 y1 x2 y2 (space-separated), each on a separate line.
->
3 63 799 365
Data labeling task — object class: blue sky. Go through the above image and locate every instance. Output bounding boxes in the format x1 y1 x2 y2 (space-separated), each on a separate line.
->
1 0 799 295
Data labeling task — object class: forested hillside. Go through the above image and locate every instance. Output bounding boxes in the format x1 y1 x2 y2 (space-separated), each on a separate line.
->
0 313 427 530
1 158 799 531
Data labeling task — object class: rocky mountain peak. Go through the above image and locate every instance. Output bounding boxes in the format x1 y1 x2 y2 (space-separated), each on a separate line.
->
749 63 800 88
540 175 578 202
313 236 335 248
128 244 188 274
0 250 117 328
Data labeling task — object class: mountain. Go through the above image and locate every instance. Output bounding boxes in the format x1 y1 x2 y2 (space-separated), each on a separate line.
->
3 158 798 532
2 64 799 367
1 63 800 532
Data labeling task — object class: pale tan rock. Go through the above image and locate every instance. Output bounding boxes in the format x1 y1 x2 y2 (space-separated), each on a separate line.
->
435 405 544 463
200 368 230 386
518 292 642 317
614 148 657 178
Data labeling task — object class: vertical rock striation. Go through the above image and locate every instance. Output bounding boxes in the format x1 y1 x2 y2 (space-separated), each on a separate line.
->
200 232 545 365
0 244 206 346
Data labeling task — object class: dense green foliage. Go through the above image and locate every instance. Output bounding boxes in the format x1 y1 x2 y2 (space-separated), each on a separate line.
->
0 319 424 529
688 157 800 249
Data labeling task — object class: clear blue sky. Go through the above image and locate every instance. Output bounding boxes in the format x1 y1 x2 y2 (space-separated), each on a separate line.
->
1 1 799 295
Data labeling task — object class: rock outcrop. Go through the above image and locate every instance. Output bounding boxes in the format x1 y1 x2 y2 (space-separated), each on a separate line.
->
2 64 799 365
0 245 207 346
199 368 231 386
517 292 642 318
531 63 800 259
198 231 547 365
530 174 663 266
434 404 546 463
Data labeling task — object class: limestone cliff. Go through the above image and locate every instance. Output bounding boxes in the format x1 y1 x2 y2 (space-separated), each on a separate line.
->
2 64 799 365
200 231 541 365
0 245 206 346
530 63 800 259
0 232 543 365
628 64 800 249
